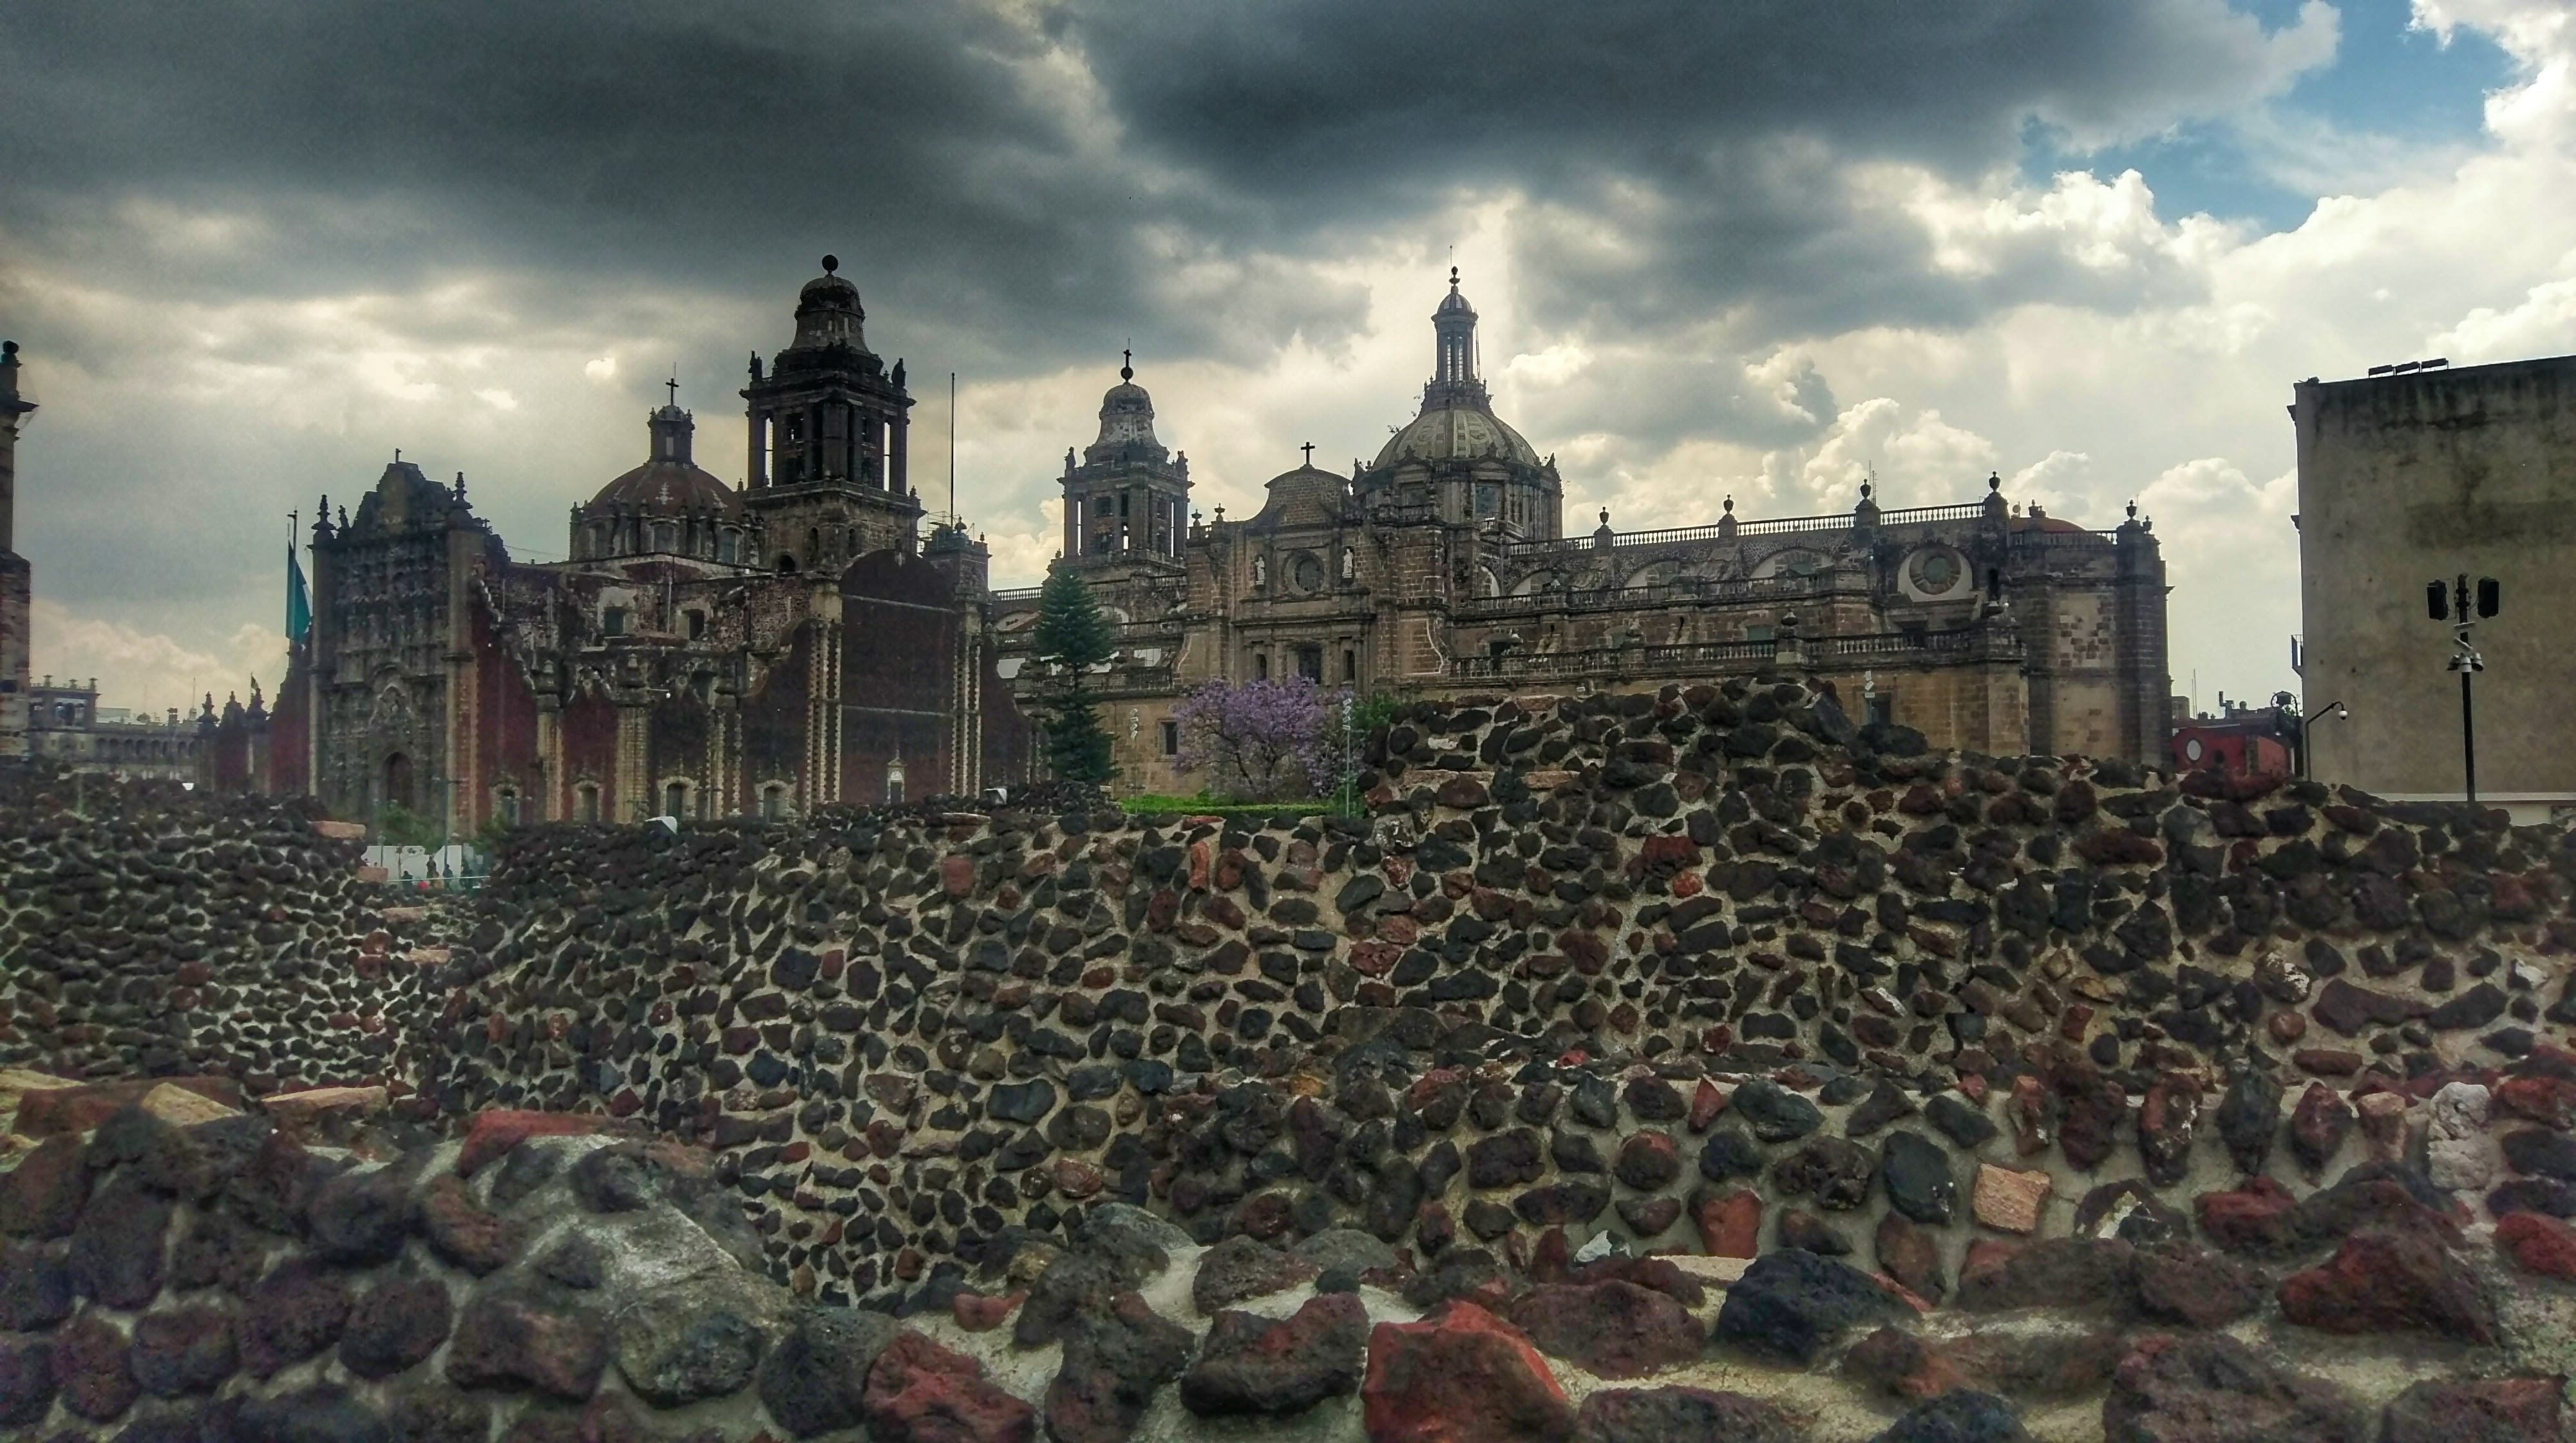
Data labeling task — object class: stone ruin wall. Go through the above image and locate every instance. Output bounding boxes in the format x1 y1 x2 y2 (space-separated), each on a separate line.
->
10 683 2576 1440
0 770 421 1091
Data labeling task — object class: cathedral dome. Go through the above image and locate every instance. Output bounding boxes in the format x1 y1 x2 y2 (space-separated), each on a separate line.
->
789 254 867 352
582 399 740 519
1086 352 1166 463
1370 404 1542 470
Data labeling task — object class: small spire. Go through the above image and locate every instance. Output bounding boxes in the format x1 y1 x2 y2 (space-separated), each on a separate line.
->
1121 348 1133 383
453 472 467 502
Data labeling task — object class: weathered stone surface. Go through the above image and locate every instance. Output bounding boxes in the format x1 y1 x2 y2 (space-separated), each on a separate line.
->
1843 1325 1962 1401
1692 1187 1762 1258
1958 1238 2132 1313
131 1306 238 1397
455 1111 600 1178
1714 1248 1906 1364
2 1135 92 1238
2288 1084 2354 1175
1970 1165 2049 1234
241 1258 354 1378
339 1276 452 1381
2102 1333 2367 1443
1191 1236 1318 1315
0 1241 73 1330
2130 1243 2266 1330
863 1330 1038 1443
1774 1137 1877 1210
68 1174 171 1308
1731 1080 1824 1142
1574 1386 1799 1443
1506 1281 1701 1379
1613 1131 1681 1191
757 1306 900 1438
2496 1209 2576 1281
2275 1227 2496 1344
1180 1293 1368 1417
1881 1131 1957 1225
2213 1071 2281 1177
1046 1292 1193 1443
611 1272 777 1407
0 1336 52 1426
306 1165 412 1266
52 1310 138 1422
1875 1213 1946 1303
2379 1376 2561 1443
1363 1301 1575 1443
1871 1390 2031 1443
228 1383 390 1443
445 1288 609 1400
415 1174 518 1275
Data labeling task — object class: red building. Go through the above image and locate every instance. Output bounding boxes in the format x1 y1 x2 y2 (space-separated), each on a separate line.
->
2169 692 2297 779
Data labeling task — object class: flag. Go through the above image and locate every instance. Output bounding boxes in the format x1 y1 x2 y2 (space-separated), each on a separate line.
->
287 545 312 642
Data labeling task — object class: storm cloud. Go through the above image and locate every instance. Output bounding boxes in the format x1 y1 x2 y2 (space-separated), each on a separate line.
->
1 0 2568 715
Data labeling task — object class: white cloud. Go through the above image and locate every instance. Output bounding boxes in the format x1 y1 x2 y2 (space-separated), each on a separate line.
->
27 598 285 719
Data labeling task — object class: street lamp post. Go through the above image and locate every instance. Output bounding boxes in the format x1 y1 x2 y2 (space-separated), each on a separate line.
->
2297 700 2349 781
2426 573 2501 808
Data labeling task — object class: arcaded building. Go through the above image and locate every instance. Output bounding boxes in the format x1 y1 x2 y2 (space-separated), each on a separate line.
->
272 262 1028 830
2294 353 2576 822
999 272 2171 792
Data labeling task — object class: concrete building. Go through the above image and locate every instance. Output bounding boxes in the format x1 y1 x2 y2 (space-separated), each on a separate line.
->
24 676 203 781
2293 353 2576 823
1 341 33 761
1005 272 2173 794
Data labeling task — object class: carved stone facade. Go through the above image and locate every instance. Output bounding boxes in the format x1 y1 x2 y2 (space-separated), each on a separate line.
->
999 274 2170 792
272 263 1028 830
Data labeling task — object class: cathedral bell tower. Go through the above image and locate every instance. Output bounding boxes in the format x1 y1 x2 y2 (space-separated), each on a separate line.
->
1059 352 1190 566
741 256 922 573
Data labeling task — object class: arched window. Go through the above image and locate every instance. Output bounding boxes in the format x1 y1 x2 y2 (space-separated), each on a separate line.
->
664 779 689 819
759 783 789 821
576 783 601 823
718 530 738 564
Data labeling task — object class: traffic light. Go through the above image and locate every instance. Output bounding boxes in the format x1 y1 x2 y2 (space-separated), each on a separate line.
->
2428 580 2450 620
2477 577 2501 618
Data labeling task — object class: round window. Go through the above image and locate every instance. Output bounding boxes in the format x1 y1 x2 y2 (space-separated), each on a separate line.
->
1291 553 1324 591
2184 738 2206 763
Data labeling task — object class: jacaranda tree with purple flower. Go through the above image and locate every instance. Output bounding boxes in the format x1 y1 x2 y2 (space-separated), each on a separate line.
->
1171 676 1345 802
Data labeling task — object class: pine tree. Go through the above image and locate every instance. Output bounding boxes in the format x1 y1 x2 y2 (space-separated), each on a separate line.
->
1032 567 1117 785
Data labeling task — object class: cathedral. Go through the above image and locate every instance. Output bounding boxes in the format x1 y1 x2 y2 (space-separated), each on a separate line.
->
270 259 1027 830
999 269 2171 794
249 258 2164 830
